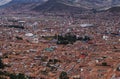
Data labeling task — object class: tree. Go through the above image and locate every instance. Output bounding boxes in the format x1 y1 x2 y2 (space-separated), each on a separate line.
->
9 73 16 79
116 66 120 71
57 33 77 45
0 58 4 69
102 62 108 66
17 73 27 79
59 71 69 79
9 73 28 79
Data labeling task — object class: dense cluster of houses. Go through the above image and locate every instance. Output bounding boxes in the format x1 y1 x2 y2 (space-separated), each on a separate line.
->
0 12 120 79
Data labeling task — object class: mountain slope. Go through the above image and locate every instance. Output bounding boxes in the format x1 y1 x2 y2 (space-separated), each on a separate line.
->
33 0 87 13
0 0 12 6
0 0 47 10
104 6 120 12
1 0 120 13
62 0 120 9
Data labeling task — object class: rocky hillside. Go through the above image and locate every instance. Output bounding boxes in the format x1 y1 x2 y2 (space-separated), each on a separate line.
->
33 0 87 13
0 0 47 10
1 0 120 13
62 0 120 9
